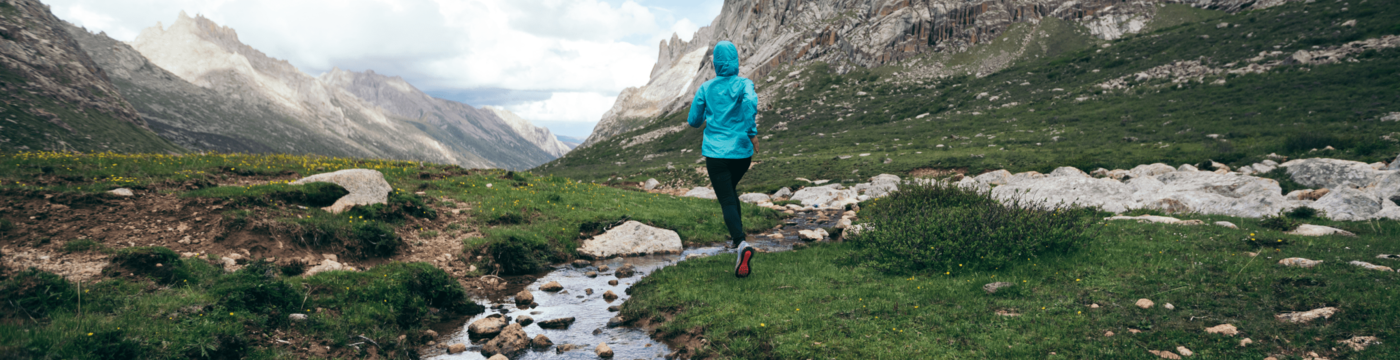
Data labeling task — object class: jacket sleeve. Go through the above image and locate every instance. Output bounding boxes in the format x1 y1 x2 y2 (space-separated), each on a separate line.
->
686 87 706 128
742 79 758 137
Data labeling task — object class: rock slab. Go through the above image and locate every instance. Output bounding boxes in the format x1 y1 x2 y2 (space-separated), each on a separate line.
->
577 221 682 258
291 169 391 213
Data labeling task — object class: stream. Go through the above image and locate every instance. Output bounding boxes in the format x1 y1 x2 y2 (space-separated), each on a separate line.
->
423 208 845 359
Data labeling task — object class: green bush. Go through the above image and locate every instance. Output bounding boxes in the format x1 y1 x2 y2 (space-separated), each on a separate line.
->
103 246 190 284
1286 206 1320 219
1260 212 1301 231
347 192 437 221
0 268 77 318
849 184 1097 274
349 221 401 258
487 230 550 275
210 260 298 315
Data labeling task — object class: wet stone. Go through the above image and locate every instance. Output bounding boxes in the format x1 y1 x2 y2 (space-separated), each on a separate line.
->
538 317 576 329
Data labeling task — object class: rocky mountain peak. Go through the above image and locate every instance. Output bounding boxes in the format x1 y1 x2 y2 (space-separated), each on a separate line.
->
482 106 573 158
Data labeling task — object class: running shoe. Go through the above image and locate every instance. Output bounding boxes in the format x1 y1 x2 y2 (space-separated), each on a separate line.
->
734 241 754 278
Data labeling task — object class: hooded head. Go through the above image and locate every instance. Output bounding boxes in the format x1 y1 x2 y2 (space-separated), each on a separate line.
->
712 41 739 77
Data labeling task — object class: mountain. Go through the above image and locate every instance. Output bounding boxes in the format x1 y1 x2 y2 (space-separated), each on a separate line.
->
0 0 182 153
479 105 572 157
555 134 584 149
542 0 1400 189
63 11 558 169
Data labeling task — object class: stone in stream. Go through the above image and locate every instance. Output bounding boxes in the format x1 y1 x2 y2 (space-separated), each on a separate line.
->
572 259 591 267
615 264 637 278
585 288 594 295
1276 307 1338 323
487 355 509 360
514 290 534 305
586 271 598 278
983 282 1014 294
607 315 626 327
532 334 553 348
577 221 683 258
516 315 533 326
538 317 576 329
1278 258 1323 268
447 343 467 354
540 281 564 292
608 305 620 312
596 342 615 358
608 280 619 286
598 264 610 271
1136 299 1154 309
420 329 438 343
481 323 530 357
602 290 618 302
468 314 507 338
291 169 392 213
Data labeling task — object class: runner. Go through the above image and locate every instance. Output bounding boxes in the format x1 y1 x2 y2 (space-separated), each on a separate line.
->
686 40 759 278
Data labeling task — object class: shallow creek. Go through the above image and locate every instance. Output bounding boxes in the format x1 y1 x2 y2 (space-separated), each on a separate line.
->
423 208 845 359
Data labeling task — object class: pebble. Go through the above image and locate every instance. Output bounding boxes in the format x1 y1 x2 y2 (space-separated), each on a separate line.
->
516 315 533 326
603 290 618 302
596 342 614 358
515 290 534 305
982 282 1014 294
1104 331 1114 337
288 313 307 322
607 316 626 327
608 280 619 286
1204 324 1238 336
532 334 553 348
1239 338 1253 347
586 271 599 278
1350 261 1395 272
1089 303 1100 309
572 259 590 267
1276 307 1338 323
598 265 610 272
607 305 620 312
1278 257 1323 268
1175 346 1193 356
585 288 593 295
1164 303 1175 310
538 317 576 329
1135 299 1154 309
1148 350 1181 359
447 343 467 354
487 355 508 360
540 281 564 292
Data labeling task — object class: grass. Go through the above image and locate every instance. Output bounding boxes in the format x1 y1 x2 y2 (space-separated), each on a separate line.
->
540 1 1400 192
0 254 481 359
624 202 1400 359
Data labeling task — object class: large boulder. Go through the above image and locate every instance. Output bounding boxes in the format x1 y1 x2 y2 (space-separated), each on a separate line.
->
643 178 660 190
481 323 530 357
291 169 392 213
991 176 1137 213
468 314 508 338
683 187 716 199
973 170 1012 185
773 187 793 198
577 221 682 258
1140 171 1289 218
1127 163 1175 179
851 174 901 198
1049 167 1090 178
1312 186 1382 221
789 184 859 208
738 193 771 204
1282 158 1384 189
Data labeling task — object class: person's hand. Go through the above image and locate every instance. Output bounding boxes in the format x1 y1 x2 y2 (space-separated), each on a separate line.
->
750 136 759 153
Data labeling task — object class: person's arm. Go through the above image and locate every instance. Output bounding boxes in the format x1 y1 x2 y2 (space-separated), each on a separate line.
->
686 87 707 128
743 79 758 154
750 136 758 154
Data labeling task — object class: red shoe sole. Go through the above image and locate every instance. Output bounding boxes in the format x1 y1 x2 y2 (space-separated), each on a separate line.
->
736 248 753 278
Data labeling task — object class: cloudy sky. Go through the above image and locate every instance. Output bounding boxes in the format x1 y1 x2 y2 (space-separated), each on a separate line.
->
49 0 724 138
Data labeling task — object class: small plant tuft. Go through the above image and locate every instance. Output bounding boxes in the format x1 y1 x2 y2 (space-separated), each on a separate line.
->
61 238 106 253
1286 206 1319 219
1259 212 1301 232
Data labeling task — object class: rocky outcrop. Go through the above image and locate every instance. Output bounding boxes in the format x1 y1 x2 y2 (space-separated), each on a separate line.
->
576 221 683 259
584 0 1298 146
481 323 530 357
291 169 392 214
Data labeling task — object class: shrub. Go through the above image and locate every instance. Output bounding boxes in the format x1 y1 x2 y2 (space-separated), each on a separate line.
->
210 260 298 314
0 268 77 318
103 246 190 284
346 192 437 221
487 230 550 275
348 221 401 258
849 184 1097 274
1260 212 1301 231
1286 206 1319 219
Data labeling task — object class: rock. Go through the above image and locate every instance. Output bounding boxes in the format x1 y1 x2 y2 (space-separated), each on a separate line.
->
421 329 438 342
1177 164 1198 172
1105 215 1203 225
615 264 636 278
773 187 793 198
1128 329 1142 334
596 342 614 358
447 343 467 354
789 184 859 208
291 169 392 213
532 334 553 348
1049 166 1090 178
1286 224 1356 237
586 271 598 278
303 259 350 276
598 265 610 272
607 316 626 327
1281 158 1382 189
1176 346 1193 356
1239 338 1253 347
538 317 576 329
1278 258 1323 268
683 187 717 199
607 305 620 312
1104 331 1114 337
1090 303 1100 309
107 188 134 196
488 355 509 360
798 229 822 241
585 288 593 295
608 279 619 286
481 323 530 357
1204 324 1238 336
1275 307 1338 323
739 193 771 203
516 315 533 326
1148 350 1182 359
1128 163 1175 178
851 174 902 199
1338 336 1380 351
643 178 660 190
468 314 507 337
1349 261 1394 272
602 290 618 302
540 281 564 292
572 259 591 267
577 221 683 258
983 282 1014 294
288 313 307 322
1135 299 1154 309
834 218 853 229
1213 221 1238 229
1377 254 1400 260
515 290 534 305
1311 186 1382 220
1164 303 1175 310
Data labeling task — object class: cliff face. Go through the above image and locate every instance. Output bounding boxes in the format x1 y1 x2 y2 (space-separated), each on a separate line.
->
0 0 182 153
480 106 572 158
584 0 1298 147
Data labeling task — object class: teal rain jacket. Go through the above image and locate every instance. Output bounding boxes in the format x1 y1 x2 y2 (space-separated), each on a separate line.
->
687 41 758 159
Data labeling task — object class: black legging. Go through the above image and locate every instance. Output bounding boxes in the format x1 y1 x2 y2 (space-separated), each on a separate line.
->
706 157 751 247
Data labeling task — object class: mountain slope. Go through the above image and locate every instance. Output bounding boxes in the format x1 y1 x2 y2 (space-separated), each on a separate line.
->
541 1 1400 192
480 106 572 157
0 0 182 153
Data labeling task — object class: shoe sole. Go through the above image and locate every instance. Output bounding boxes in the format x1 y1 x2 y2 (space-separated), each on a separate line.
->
736 247 754 278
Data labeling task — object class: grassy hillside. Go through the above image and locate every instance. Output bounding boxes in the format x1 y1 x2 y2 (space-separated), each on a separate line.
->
0 66 185 155
540 2 1400 192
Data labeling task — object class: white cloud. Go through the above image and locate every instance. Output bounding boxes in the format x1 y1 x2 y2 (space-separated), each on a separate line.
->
505 92 617 123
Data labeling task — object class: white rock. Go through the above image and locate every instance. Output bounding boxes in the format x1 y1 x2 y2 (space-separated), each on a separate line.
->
107 188 134 196
1049 166 1090 178
773 187 792 198
683 187 716 200
789 184 859 208
1128 163 1175 178
643 178 660 190
850 174 901 198
1311 186 1382 221
1286 224 1357 237
304 259 351 276
738 193 771 204
973 170 1012 185
1278 258 1323 268
1275 307 1338 323
1177 164 1198 172
1105 215 1202 225
1281 158 1384 189
992 176 1136 213
577 221 682 258
1349 261 1394 272
292 169 391 213
1214 221 1238 229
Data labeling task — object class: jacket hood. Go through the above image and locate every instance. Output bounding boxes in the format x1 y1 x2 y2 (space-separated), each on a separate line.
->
712 41 739 77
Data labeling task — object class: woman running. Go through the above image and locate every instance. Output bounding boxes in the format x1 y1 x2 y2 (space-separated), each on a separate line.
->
686 40 759 278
